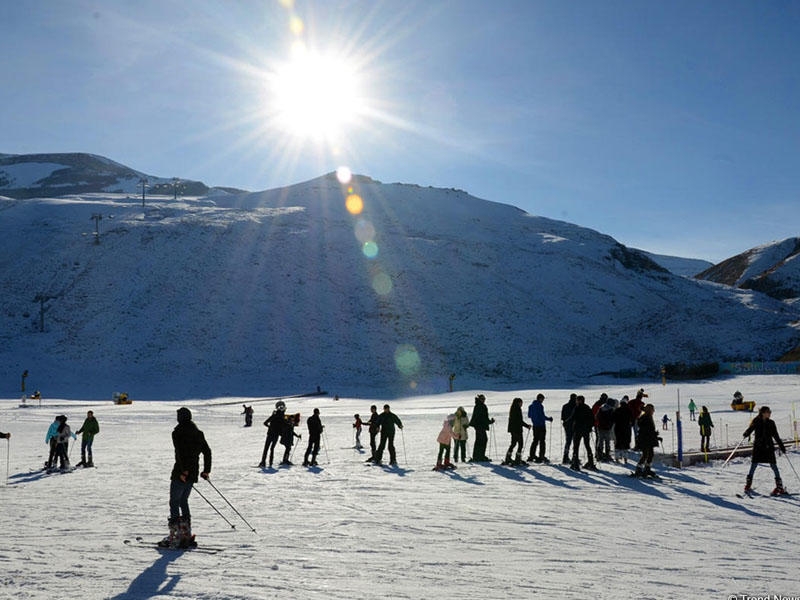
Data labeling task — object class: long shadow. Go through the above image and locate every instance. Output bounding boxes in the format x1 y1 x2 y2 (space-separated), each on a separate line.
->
667 484 774 519
487 464 535 484
522 466 579 490
109 551 182 599
437 468 485 486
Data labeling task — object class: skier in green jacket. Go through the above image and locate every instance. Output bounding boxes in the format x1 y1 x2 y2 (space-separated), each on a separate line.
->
76 410 100 467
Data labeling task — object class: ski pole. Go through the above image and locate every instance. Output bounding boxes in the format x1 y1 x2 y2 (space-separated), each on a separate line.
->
400 428 407 464
490 423 498 460
322 429 330 463
523 426 531 458
783 451 800 486
204 478 257 533
193 484 236 529
5 438 9 485
722 437 747 468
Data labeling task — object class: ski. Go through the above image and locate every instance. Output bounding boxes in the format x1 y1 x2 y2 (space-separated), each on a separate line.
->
124 537 222 554
736 490 793 500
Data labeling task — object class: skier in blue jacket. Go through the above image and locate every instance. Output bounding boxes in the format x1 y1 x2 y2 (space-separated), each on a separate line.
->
527 394 554 463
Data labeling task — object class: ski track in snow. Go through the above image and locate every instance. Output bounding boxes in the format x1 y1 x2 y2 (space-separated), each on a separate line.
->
2 378 800 599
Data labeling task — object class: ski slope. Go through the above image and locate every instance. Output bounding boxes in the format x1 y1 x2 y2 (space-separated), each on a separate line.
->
1 374 799 599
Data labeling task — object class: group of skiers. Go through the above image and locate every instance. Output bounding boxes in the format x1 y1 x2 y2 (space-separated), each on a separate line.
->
42 411 99 471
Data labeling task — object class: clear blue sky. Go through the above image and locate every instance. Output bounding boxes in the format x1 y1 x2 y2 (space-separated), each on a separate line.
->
2 0 799 263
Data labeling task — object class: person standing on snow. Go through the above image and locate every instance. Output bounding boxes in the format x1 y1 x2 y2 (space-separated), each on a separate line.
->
44 416 60 470
632 404 661 478
434 413 455 470
364 405 380 462
743 406 787 496
54 415 77 471
468 394 494 462
242 405 254 427
570 395 596 472
612 398 633 464
629 388 648 439
698 406 714 453
76 410 99 467
374 404 403 466
503 397 531 466
353 414 363 450
303 409 324 467
280 413 302 465
596 398 616 462
259 401 287 468
687 398 697 421
560 393 577 464
159 407 211 549
451 406 470 463
527 393 553 463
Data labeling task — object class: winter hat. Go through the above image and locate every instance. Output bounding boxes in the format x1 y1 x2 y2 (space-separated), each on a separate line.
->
536 393 545 401
177 407 192 423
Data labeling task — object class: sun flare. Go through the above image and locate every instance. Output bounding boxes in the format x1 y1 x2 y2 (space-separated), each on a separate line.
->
269 44 365 142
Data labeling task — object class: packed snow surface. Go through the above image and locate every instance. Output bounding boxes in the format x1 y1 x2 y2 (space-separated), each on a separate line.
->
2 374 800 599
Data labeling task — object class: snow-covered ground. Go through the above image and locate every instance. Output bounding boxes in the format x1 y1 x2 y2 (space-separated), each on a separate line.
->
2 374 799 599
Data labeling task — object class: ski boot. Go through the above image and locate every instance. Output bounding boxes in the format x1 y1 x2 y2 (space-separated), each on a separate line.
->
569 459 581 472
583 461 598 471
771 478 787 496
631 465 644 478
443 459 455 470
501 453 513 466
744 476 753 494
177 516 196 548
538 456 550 464
158 517 180 549
433 460 443 471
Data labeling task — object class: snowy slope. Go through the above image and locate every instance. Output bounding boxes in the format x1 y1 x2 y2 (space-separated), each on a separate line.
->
1 375 799 599
641 250 712 277
697 237 800 301
1 174 799 400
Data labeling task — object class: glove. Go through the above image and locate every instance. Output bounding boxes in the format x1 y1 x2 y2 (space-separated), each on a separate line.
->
200 472 209 480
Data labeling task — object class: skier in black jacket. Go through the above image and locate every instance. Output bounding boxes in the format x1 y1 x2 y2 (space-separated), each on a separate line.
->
469 394 495 462
303 408 324 467
160 407 211 549
632 403 661 478
364 405 380 462
743 406 787 495
259 401 287 468
503 397 530 465
560 393 576 464
570 395 596 471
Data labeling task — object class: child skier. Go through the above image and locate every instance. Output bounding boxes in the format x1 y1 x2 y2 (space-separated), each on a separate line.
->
451 406 469 463
743 406 787 496
353 414 363 450
280 413 302 465
434 413 455 470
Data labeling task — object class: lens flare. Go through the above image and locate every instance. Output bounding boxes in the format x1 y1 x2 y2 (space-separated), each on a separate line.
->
336 166 352 184
372 272 392 295
346 194 363 215
354 219 375 243
394 345 421 376
362 241 379 258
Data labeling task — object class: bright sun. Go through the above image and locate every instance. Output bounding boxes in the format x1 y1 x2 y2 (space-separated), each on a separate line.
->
270 43 365 142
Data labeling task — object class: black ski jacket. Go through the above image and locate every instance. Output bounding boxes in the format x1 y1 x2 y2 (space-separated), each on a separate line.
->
170 421 211 484
744 417 785 464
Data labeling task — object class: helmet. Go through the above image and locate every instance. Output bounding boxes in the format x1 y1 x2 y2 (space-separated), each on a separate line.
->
275 400 286 411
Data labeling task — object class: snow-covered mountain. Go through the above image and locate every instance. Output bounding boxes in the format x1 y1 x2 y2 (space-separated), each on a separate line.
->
1 166 799 399
696 237 800 302
0 152 231 199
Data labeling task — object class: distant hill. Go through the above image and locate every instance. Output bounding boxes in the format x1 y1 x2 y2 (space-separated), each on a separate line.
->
1 165 798 399
0 152 244 199
696 238 800 301
640 251 713 277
